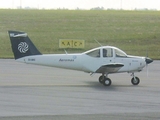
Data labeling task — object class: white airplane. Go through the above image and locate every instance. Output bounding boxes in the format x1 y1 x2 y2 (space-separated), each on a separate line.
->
8 30 153 86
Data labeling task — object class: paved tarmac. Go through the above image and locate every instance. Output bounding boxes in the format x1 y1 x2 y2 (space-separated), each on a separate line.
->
0 59 160 120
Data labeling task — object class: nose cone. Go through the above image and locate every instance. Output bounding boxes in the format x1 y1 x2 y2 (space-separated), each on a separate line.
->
145 57 153 64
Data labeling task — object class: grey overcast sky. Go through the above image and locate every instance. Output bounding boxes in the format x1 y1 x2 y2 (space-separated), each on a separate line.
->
0 0 159 10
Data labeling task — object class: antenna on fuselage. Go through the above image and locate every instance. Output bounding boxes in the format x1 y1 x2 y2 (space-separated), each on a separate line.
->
94 38 103 46
64 49 68 54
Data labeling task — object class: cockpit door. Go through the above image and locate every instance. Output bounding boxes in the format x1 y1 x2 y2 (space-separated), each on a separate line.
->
102 48 114 65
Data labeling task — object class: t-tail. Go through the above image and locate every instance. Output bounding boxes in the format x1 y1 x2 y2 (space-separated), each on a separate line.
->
8 31 42 59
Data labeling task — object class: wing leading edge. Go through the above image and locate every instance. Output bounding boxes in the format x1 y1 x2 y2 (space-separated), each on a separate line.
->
96 63 124 73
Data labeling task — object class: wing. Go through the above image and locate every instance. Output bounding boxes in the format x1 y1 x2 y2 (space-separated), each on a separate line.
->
95 63 124 73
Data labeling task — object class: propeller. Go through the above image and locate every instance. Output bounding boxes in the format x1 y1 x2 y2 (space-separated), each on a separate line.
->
145 49 153 77
145 57 153 77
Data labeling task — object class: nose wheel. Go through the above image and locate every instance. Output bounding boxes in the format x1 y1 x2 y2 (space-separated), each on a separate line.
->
131 77 140 85
99 75 112 86
131 73 140 85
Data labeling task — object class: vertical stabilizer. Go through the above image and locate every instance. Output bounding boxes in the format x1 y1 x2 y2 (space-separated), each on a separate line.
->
8 31 41 59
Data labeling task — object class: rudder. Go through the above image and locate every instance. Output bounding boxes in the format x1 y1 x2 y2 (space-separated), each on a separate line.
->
8 31 41 59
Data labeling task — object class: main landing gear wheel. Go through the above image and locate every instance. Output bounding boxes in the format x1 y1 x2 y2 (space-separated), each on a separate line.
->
99 76 112 86
103 78 112 86
131 77 140 85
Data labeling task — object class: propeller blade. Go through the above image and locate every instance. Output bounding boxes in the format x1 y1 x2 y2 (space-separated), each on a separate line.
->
145 57 152 79
146 64 148 77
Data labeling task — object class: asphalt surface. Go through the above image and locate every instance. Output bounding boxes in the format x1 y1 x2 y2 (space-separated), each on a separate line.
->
0 59 160 120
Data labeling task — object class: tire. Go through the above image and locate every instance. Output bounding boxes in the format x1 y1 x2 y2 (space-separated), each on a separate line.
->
131 77 140 85
103 78 112 86
99 76 106 84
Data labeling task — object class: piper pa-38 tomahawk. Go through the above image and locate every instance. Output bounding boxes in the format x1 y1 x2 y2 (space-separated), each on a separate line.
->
8 31 153 86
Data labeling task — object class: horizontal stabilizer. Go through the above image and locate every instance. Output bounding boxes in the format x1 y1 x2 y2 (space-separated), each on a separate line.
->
10 33 28 37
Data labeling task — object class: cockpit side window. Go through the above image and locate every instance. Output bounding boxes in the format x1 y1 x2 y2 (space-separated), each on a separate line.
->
115 49 127 57
103 48 113 57
86 49 100 58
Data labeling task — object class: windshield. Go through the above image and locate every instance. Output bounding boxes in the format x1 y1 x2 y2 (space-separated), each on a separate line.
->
115 48 127 57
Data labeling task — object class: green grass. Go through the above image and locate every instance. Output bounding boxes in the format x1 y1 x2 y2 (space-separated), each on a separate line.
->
0 9 160 59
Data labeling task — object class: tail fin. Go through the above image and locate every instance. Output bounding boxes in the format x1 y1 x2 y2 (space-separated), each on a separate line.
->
8 31 41 59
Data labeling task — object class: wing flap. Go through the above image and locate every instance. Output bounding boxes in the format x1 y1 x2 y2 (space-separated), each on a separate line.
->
96 63 124 73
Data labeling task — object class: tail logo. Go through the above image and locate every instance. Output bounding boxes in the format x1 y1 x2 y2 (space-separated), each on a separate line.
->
18 42 29 53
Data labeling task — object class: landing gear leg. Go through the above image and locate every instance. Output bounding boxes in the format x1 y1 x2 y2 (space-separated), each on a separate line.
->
99 73 112 86
99 73 106 84
131 73 140 85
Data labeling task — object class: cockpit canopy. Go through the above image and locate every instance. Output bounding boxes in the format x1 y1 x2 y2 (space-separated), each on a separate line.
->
84 46 127 58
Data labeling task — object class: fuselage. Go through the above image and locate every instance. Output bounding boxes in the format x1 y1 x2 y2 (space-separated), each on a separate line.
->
16 46 147 74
